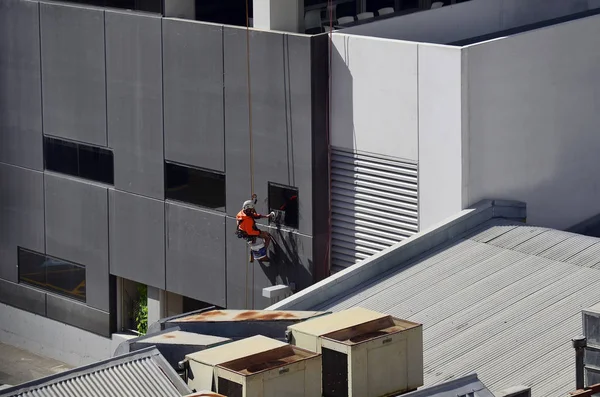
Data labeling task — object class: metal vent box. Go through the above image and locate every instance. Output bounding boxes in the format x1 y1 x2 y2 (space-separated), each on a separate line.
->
583 303 600 348
215 344 322 397
185 335 287 392
287 307 389 352
287 307 423 397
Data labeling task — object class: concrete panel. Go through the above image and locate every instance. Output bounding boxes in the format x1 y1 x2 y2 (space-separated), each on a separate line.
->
224 26 253 217
166 202 226 307
418 45 463 230
109 190 165 289
44 174 109 311
254 0 303 32
0 163 45 282
342 0 588 44
0 302 112 367
46 294 111 337
466 13 600 229
163 20 224 171
330 34 418 161
0 0 43 170
0 278 46 316
225 218 314 309
40 2 106 146
106 11 164 199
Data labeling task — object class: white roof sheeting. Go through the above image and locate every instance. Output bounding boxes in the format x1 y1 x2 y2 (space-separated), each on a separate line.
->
0 347 191 397
311 219 600 397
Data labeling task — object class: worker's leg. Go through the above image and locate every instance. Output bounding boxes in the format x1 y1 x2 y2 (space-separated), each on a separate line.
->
259 231 272 249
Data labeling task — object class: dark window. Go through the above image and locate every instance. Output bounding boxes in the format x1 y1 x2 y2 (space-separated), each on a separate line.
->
54 0 163 14
268 183 299 229
44 136 114 185
18 248 86 302
165 162 226 211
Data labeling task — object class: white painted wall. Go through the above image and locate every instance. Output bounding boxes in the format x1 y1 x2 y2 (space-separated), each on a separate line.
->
0 303 112 367
254 0 304 32
465 13 600 229
417 44 464 230
164 0 195 20
343 0 591 44
330 34 418 161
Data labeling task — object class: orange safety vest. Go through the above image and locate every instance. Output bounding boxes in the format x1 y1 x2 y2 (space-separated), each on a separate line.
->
236 210 261 236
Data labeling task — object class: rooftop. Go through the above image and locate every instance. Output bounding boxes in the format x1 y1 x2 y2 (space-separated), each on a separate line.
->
269 200 600 396
0 347 191 397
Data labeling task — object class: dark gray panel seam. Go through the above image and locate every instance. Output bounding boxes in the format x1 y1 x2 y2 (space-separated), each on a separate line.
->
38 1 47 255
161 18 167 292
106 187 111 276
0 161 45 173
103 10 109 147
221 25 227 307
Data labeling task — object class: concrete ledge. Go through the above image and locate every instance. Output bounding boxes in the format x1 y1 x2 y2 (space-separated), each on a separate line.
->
268 199 526 310
0 279 46 316
46 294 111 337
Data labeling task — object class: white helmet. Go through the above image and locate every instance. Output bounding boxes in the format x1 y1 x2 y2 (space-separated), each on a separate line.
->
242 200 255 211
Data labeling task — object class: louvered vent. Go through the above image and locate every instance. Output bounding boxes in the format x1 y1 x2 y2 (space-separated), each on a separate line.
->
330 148 418 271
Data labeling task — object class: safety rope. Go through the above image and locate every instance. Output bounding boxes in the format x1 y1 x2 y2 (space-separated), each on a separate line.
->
324 0 334 279
244 0 255 310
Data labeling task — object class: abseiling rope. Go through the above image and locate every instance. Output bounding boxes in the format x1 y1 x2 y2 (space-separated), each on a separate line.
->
244 0 255 310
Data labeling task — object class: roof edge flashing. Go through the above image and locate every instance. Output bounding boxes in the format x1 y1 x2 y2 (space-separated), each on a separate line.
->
268 199 526 311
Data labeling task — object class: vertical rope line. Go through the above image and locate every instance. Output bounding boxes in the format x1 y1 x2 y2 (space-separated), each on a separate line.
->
244 0 254 309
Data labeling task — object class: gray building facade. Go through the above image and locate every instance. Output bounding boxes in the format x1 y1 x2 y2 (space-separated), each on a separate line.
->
0 0 329 339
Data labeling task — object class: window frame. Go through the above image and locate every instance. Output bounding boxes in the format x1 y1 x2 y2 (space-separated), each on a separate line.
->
17 247 87 303
44 135 114 185
164 161 226 212
267 182 299 230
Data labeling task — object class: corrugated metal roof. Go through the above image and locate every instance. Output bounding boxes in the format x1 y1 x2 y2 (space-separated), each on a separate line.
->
0 347 191 397
400 373 494 397
141 330 230 346
312 219 600 397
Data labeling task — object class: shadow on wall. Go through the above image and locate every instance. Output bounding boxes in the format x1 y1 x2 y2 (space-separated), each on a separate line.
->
331 34 356 152
260 228 313 294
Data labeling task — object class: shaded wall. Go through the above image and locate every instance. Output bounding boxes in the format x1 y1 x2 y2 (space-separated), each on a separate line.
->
0 0 328 361
465 12 600 229
342 0 593 44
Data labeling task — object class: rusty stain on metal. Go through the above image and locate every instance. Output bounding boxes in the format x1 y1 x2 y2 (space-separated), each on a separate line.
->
184 392 226 397
233 310 298 321
569 383 600 396
162 334 176 339
175 309 299 322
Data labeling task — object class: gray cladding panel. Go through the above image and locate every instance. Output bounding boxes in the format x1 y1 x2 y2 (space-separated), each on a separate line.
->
224 26 252 218
0 163 45 282
163 19 224 171
109 190 165 289
40 2 106 146
225 218 314 309
0 0 43 170
224 28 314 235
106 11 164 199
0 278 46 316
46 293 111 337
44 174 110 311
166 203 226 307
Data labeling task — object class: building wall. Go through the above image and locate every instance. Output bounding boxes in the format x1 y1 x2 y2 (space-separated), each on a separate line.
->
465 12 600 229
0 0 327 363
342 0 593 44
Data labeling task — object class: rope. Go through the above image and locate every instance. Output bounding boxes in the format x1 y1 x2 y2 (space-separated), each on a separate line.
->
244 0 255 309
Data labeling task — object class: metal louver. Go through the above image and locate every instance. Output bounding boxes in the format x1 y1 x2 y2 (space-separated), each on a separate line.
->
331 148 418 271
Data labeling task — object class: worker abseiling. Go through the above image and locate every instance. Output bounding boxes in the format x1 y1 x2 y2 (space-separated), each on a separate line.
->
236 198 275 250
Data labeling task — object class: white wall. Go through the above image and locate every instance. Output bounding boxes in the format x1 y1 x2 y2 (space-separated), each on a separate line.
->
330 34 418 161
343 0 591 44
254 0 304 32
0 303 112 367
418 44 464 230
164 0 195 20
465 13 600 229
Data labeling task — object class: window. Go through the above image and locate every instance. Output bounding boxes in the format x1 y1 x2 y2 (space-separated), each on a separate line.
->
18 248 86 302
57 0 163 14
268 183 299 229
44 136 114 185
165 162 226 211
